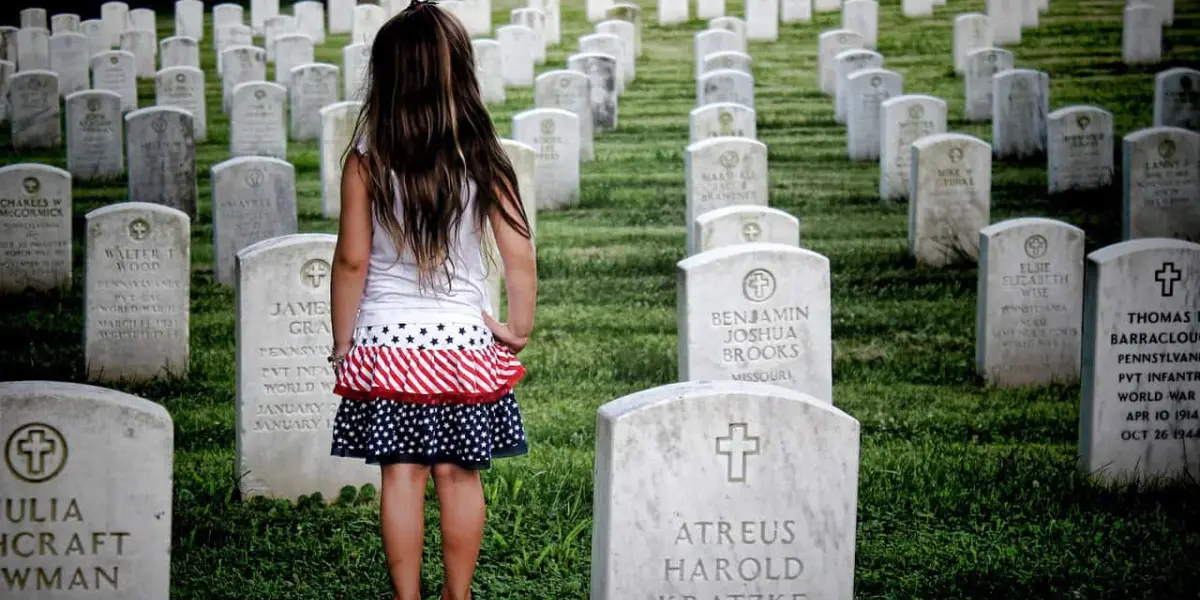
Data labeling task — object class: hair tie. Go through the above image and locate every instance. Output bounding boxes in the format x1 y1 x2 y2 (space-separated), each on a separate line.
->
409 0 432 7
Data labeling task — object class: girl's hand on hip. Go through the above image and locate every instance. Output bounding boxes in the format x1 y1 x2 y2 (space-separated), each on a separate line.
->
483 312 529 354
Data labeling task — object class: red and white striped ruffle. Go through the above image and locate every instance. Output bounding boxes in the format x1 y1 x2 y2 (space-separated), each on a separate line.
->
333 343 525 404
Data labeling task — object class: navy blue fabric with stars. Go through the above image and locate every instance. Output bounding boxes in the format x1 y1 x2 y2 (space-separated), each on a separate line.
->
330 321 529 470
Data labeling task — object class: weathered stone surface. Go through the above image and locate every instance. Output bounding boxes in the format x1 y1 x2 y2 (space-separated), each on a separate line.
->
21 9 48 29
0 163 72 293
818 29 865 96
879 94 947 202
964 47 1014 122
118 29 156 79
1047 105 1114 193
498 25 535 87
231 81 287 159
677 245 833 401
319 101 362 219
841 0 877 48
125 107 198 218
1123 4 1161 65
216 24 252 74
51 13 81 36
155 66 208 142
992 69 1050 160
988 0 1022 44
513 108 581 211
781 0 813 25
273 33 314 85
685 137 769 253
222 46 266 113
84 202 190 381
1121 127 1200 243
66 90 126 181
536 70 593 161
698 69 755 108
697 0 727 19
252 0 282 34
0 381 173 599
579 33 627 93
568 52 619 132
177 0 205 40
908 133 991 267
707 17 747 53
1079 238 1200 484
9 70 61 151
833 48 883 124
1154 67 1200 132
903 0 933 17
591 381 859 600
328 0 354 33
91 51 138 113
16 27 51 72
160 35 200 69
343 42 371 102
976 218 1085 387
511 8 547 66
701 51 752 77
49 33 88 95
658 0 689 25
289 63 339 141
846 68 903 161
693 205 800 254
294 1 326 45
954 13 992 75
746 0 780 41
82 19 108 57
689 102 757 143
236 234 380 500
212 156 298 285
101 2 130 47
694 29 740 79
596 20 636 82
129 8 156 33
352 4 387 46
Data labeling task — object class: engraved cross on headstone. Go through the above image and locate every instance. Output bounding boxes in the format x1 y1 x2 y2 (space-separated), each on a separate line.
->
1155 262 1182 297
716 423 760 483
745 271 772 299
130 220 149 240
303 260 330 288
17 428 56 476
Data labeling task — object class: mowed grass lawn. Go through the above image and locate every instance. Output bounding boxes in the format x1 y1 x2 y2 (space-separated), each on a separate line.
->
3 0 1200 598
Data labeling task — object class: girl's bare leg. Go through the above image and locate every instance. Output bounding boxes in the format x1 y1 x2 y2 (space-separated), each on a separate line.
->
432 463 486 600
381 463 432 600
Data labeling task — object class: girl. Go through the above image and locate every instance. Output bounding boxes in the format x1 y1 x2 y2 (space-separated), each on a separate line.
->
326 3 536 599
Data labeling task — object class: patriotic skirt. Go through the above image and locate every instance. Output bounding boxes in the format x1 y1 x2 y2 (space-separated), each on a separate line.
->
330 321 528 470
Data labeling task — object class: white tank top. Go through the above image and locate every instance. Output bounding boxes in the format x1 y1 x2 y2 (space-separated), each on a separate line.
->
354 142 492 328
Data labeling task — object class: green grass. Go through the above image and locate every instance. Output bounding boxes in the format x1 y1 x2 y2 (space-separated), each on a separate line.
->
3 0 1200 598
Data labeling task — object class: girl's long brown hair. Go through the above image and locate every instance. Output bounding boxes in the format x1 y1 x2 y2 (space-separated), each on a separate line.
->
350 1 530 288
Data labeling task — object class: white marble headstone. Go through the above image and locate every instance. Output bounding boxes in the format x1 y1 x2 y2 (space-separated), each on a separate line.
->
264 15 298 62
66 90 125 181
252 0 282 35
51 13 81 35
498 25 536 88
954 13 992 75
9 70 61 151
568 52 619 132
343 42 371 102
101 1 131 47
908 133 992 266
781 0 814 24
20 9 48 29
698 69 755 108
746 0 780 41
596 20 636 82
697 0 727 19
91 51 138 113
903 0 933 17
1154 67 1200 131
236 234 380 500
216 24 252 74
588 0 616 22
0 381 173 598
320 101 362 219
693 205 800 254
1122 127 1200 242
846 68 903 161
222 46 267 113
273 33 314 85
689 102 757 143
879 94 948 202
992 69 1050 159
459 0 493 37
677 245 833 401
591 381 858 599
84 202 190 381
658 0 689 25
977 218 1085 387
818 29 865 96
232 81 288 159
964 47 1014 122
833 48 883 124
1047 105 1114 194
48 32 89 95
119 29 157 79
1079 238 1200 483
536 70 594 161
129 8 156 33
176 0 205 40
511 8 547 66
701 51 752 76
513 108 581 211
708 17 747 53
81 19 108 57
212 156 299 285
579 33 627 92
352 4 387 46
125 107 198 218
328 0 355 34
294 1 327 45
685 137 769 253
0 163 71 293
289 63 339 141
500 137 538 247
988 0 1022 44
160 35 200 69
155 66 207 142
1123 5 1161 65
841 0 877 48
0 60 11 123
0 27 19 65
695 29 740 79
16 27 51 72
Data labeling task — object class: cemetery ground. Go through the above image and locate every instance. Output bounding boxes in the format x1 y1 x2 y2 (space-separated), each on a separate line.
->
3 1 1200 598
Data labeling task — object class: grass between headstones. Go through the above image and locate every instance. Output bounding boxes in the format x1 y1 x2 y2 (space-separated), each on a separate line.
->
1 0 1199 598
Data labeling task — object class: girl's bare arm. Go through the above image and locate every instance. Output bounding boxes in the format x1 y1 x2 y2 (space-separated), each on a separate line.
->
330 153 372 355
